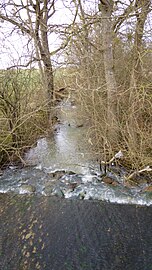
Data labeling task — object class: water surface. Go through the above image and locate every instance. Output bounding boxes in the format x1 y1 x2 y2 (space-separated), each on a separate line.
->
0 101 152 205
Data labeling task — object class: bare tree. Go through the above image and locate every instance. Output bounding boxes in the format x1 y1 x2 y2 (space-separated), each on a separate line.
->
0 0 69 122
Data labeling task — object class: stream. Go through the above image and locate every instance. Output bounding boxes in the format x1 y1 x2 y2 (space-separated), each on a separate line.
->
0 101 152 206
1 100 152 270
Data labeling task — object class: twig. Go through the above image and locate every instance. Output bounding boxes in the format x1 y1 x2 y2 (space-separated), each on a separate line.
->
100 150 123 165
126 166 152 180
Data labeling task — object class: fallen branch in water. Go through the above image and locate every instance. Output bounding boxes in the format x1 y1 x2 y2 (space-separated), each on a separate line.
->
100 150 123 174
100 151 152 185
100 150 123 165
125 166 152 181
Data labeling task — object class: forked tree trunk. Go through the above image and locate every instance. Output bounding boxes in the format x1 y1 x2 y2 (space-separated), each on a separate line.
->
34 0 54 123
99 0 119 143
0 0 55 124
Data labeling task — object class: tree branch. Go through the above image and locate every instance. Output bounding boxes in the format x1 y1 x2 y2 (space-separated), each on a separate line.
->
0 13 31 36
113 2 134 32
6 57 39 70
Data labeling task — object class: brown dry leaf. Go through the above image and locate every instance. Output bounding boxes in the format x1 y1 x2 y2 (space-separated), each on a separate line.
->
25 232 33 240
24 260 28 265
22 250 26 256
41 243 45 250
33 219 38 224
29 224 34 230
36 262 41 269
29 239 33 246
26 252 30 258
32 246 37 253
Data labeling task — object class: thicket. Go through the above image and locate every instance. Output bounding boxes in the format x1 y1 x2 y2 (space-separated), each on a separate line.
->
0 0 151 174
67 40 152 169
63 0 152 171
0 68 68 167
0 69 48 166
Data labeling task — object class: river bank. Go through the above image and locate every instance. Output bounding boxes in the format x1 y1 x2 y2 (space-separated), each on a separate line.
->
0 100 152 205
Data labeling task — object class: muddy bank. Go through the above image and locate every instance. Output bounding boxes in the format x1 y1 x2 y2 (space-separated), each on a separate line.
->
0 193 152 270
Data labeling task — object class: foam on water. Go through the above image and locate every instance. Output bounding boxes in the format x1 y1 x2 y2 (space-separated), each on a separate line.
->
0 103 151 206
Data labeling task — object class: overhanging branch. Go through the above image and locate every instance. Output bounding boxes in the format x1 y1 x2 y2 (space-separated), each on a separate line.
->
0 13 31 36
6 57 39 70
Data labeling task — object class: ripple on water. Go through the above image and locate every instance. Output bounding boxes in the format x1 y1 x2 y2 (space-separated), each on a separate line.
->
0 102 152 206
0 167 152 205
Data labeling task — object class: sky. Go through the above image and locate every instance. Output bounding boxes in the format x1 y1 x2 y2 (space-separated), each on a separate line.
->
0 0 76 69
0 0 151 69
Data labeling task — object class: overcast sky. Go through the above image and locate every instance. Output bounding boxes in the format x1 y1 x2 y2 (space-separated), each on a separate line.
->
0 0 151 69
0 0 76 69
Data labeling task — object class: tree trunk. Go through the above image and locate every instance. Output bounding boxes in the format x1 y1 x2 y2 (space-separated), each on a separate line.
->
131 0 151 88
34 0 54 123
129 0 151 147
99 0 119 143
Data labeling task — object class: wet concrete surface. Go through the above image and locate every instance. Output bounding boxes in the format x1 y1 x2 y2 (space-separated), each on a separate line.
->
0 194 152 270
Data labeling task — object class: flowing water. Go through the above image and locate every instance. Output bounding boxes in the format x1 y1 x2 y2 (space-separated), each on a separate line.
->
0 101 152 205
26 101 93 174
